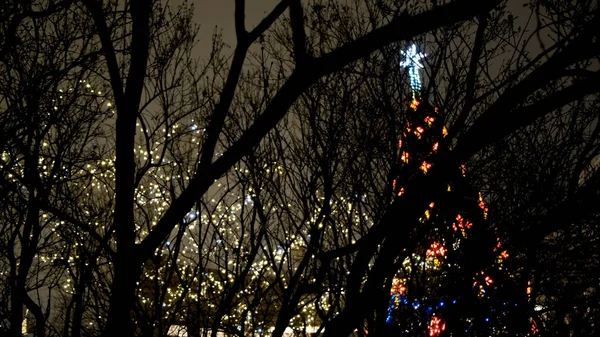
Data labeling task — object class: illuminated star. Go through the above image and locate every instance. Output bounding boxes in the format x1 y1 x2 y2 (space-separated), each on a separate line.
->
400 44 426 93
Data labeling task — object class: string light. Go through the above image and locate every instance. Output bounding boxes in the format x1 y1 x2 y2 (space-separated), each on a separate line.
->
385 45 530 336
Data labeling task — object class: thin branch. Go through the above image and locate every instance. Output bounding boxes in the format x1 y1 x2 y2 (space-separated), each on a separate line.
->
450 12 488 138
82 0 125 108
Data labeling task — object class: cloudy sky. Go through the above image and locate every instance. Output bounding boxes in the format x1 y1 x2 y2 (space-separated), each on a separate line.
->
195 0 281 54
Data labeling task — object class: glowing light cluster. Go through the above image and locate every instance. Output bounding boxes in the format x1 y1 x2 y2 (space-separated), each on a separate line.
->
390 278 407 296
400 44 426 94
426 242 447 258
452 214 473 232
428 315 446 337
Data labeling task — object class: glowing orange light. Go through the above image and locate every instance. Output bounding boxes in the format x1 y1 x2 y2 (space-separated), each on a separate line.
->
410 98 420 110
398 139 402 149
391 278 407 295
425 116 435 125
432 142 439 152
416 126 424 134
398 187 405 196
530 320 539 335
401 151 410 163
460 164 467 176
478 192 486 209
478 192 489 218
420 161 432 173
426 242 447 257
442 126 448 137
452 214 473 231
428 316 446 337
429 202 435 208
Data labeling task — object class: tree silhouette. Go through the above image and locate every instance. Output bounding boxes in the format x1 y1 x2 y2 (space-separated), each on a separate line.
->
0 0 599 337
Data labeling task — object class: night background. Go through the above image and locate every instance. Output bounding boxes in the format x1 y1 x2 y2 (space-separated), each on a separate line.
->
0 0 598 337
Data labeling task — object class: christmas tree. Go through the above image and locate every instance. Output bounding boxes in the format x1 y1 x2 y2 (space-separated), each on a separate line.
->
385 44 535 337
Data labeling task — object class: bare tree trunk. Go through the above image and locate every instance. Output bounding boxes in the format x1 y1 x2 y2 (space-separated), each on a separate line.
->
9 282 25 337
71 270 86 337
11 153 42 337
102 261 141 337
24 294 45 337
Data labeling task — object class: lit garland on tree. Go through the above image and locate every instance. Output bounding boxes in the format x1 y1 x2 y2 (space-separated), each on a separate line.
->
385 44 535 336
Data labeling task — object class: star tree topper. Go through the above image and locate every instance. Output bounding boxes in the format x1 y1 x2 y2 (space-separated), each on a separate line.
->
400 44 426 95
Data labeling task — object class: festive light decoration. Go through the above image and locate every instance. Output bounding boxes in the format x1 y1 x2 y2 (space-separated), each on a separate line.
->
452 214 473 232
1 44 540 337
428 315 446 337
426 242 447 258
400 44 426 94
385 45 533 336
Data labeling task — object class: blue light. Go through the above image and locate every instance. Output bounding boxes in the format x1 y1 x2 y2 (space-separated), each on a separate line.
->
485 318 490 322
439 301 444 307
452 300 457 304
